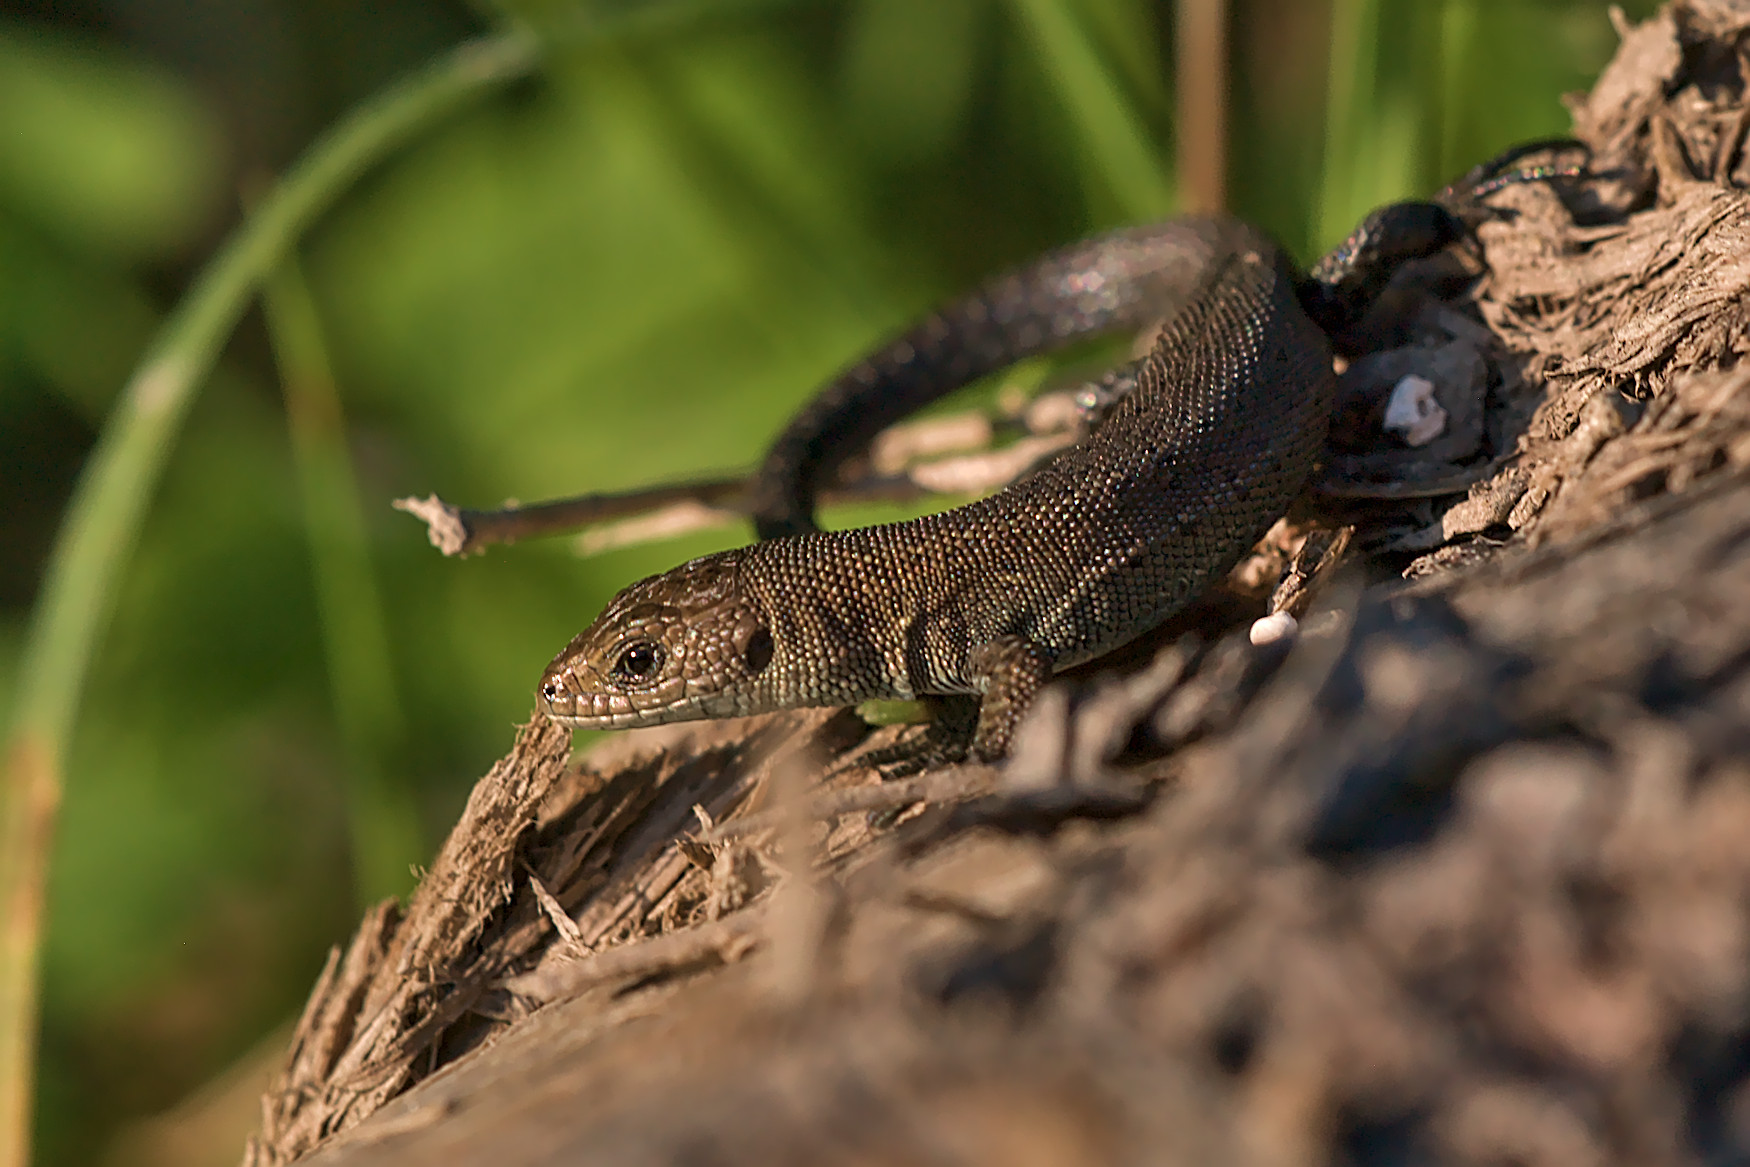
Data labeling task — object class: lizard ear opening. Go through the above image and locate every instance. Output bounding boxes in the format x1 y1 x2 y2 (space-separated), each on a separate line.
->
743 626 774 675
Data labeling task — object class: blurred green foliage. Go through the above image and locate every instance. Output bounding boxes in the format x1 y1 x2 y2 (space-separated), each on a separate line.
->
0 0 1656 1162
0 25 219 259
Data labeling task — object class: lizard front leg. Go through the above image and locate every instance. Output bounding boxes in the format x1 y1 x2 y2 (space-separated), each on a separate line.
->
968 634 1055 760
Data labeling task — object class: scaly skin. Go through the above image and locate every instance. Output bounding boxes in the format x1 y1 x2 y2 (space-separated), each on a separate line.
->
541 217 1332 758
539 143 1585 758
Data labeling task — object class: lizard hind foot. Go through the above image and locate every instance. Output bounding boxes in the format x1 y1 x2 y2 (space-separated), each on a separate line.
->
1438 137 1590 212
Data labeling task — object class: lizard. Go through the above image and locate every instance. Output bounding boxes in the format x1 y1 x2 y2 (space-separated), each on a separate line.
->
537 142 1582 760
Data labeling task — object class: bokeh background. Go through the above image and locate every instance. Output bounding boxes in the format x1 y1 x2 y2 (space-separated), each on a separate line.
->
0 0 1655 1162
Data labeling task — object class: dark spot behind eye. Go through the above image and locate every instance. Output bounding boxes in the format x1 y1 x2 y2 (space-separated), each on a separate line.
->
613 642 663 682
744 626 774 674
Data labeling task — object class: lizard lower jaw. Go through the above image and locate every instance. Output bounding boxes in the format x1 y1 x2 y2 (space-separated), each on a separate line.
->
537 691 707 730
536 686 638 728
538 688 762 730
541 706 668 730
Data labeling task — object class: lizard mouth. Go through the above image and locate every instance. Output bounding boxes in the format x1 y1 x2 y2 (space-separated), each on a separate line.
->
536 668 704 729
538 666 765 729
537 673 632 727
538 687 655 729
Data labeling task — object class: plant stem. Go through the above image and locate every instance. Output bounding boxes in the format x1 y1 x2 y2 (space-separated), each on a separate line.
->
0 30 540 1167
262 251 424 907
1175 0 1230 214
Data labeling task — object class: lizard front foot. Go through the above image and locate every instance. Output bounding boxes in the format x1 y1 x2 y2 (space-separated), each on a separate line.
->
859 696 980 779
968 634 1055 761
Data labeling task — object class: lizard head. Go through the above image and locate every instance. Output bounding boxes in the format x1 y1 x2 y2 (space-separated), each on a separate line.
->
537 549 776 729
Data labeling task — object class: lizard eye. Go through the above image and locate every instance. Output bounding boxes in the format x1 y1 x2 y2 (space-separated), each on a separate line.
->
611 641 664 684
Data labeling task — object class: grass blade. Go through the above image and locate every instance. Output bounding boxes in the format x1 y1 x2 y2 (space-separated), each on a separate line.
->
0 30 540 1167
1316 0 1381 247
1005 0 1174 221
262 250 424 907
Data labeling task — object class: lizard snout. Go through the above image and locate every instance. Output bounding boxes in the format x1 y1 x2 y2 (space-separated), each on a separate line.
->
536 672 572 718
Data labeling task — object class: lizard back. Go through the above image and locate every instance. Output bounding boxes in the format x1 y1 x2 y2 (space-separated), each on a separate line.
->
735 216 1335 704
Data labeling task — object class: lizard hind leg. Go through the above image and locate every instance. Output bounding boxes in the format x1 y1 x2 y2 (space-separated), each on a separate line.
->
1436 137 1589 209
1299 139 1590 341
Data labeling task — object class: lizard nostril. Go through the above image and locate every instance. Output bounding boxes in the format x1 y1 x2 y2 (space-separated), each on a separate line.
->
540 679 561 704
